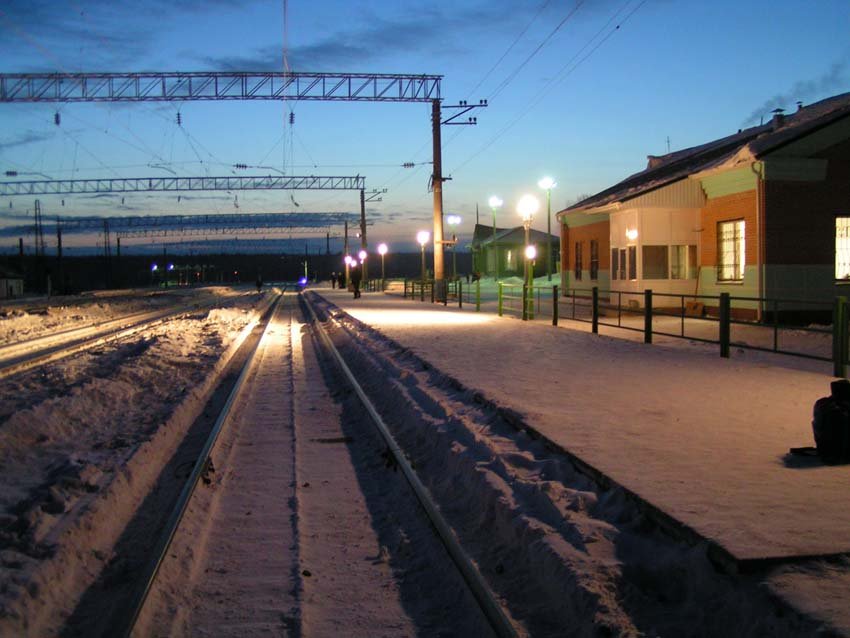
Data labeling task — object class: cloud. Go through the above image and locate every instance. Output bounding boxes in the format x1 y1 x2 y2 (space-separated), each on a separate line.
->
0 129 55 151
743 60 849 125
200 1 521 72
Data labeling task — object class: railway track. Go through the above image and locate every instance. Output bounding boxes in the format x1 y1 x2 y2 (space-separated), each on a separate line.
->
26 287 820 637
66 290 503 637
0 294 236 380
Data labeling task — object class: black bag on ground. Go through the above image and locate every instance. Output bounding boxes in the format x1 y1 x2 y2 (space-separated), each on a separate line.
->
812 380 850 464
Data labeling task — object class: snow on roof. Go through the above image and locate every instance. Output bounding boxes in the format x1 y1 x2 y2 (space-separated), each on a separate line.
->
562 91 850 215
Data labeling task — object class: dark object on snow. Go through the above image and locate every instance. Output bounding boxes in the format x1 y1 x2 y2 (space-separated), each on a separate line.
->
811 379 850 464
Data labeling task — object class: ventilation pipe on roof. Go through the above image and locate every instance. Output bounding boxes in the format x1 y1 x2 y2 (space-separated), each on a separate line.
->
646 155 664 169
797 100 804 112
771 107 785 130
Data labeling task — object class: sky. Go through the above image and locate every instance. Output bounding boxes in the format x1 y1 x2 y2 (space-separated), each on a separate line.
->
0 0 848 253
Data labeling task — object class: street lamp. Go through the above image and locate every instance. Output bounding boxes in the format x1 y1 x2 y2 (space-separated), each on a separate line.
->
377 242 388 282
517 194 540 318
488 196 503 280
358 249 367 264
446 214 461 280
538 176 557 281
417 230 430 283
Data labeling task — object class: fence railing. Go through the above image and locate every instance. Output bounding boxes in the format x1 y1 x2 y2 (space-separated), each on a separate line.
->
556 286 846 376
403 279 465 307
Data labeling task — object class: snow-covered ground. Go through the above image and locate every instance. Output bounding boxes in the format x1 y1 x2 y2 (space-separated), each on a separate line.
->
1 282 847 635
0 287 268 635
317 284 850 635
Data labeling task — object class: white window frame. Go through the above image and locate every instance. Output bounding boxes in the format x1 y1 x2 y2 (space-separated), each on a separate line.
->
717 219 745 282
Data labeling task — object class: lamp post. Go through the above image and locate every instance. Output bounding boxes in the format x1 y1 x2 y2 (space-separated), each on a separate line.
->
417 230 430 283
446 214 461 279
488 195 503 280
517 194 540 318
377 243 388 284
538 176 557 281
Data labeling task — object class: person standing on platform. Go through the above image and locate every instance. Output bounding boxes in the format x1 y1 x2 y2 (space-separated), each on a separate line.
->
331 272 337 289
350 263 362 299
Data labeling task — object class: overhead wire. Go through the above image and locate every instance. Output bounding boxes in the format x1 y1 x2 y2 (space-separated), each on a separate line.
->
449 0 646 177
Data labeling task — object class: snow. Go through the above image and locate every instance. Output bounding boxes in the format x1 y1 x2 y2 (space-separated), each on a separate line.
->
1 282 848 634
315 284 850 633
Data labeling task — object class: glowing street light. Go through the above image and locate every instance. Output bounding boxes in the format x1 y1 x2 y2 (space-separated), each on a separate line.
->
377 242 388 282
446 214 461 279
538 176 557 281
417 230 430 282
358 249 367 264
488 195 503 280
517 194 539 319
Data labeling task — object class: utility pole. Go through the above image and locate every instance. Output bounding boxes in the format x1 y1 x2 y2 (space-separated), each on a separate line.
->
360 188 368 281
56 217 62 294
343 219 349 284
431 99 445 298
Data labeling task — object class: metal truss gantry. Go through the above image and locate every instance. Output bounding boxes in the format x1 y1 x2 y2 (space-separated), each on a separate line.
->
0 175 365 197
0 72 441 103
0 211 359 238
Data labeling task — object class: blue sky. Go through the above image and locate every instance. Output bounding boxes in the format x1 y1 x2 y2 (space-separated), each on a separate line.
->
0 0 848 252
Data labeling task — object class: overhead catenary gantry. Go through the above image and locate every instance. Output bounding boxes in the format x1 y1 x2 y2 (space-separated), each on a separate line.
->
0 72 440 103
0 212 360 239
0 175 366 197
0 70 484 293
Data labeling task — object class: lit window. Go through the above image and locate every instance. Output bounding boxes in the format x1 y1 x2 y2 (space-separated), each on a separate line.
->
717 220 745 282
671 245 697 279
836 217 850 280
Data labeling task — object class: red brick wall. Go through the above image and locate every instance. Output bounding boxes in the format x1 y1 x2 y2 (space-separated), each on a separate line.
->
701 190 758 267
567 221 610 271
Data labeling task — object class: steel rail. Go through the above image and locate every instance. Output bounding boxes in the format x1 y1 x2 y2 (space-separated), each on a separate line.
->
121 292 283 638
0 300 225 380
301 291 518 638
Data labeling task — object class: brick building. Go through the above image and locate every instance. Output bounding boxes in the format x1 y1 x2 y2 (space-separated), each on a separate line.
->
556 92 850 318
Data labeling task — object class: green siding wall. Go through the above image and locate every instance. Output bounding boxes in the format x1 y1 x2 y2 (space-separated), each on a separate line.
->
700 167 759 199
698 265 760 310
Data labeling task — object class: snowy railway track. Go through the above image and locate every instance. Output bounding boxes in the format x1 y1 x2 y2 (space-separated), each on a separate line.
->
122 291 499 637
0 299 221 380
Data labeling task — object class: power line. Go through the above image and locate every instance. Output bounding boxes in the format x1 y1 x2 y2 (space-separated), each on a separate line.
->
450 0 646 176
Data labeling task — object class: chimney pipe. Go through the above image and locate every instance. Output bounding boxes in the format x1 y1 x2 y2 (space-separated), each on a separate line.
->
771 107 785 130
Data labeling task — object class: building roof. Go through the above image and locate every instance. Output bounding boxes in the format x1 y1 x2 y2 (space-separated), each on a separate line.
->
560 91 850 215
0 267 22 279
469 223 513 247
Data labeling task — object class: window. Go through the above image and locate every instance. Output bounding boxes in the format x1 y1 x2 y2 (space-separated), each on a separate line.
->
590 240 599 280
628 246 637 280
717 220 745 281
619 248 627 280
611 248 618 280
671 245 698 279
642 245 668 279
836 217 850 280
574 241 583 280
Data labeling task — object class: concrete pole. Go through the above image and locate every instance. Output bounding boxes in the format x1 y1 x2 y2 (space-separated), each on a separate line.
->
344 219 350 284
431 99 445 291
546 188 552 281
360 188 368 281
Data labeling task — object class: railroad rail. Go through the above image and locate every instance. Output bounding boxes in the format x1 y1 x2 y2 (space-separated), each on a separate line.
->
0 298 222 379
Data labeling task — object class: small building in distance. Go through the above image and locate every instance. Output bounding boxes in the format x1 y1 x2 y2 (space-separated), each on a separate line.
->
556 92 850 319
469 223 559 279
0 267 24 299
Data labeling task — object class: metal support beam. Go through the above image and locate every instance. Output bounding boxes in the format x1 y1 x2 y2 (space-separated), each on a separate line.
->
0 72 441 103
0 175 366 197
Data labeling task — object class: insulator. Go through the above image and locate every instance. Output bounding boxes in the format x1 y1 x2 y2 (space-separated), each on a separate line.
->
176 112 182 126
54 112 61 126
289 112 295 125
